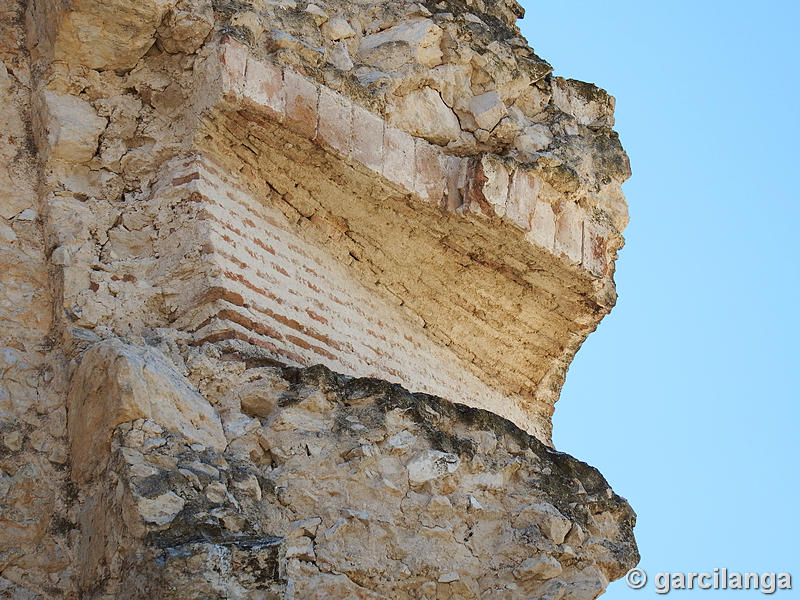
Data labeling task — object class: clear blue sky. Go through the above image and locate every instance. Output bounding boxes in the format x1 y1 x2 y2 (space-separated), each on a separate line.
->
519 1 799 597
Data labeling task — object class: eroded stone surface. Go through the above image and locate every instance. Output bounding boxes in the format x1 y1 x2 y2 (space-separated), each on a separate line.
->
0 0 637 596
70 341 638 599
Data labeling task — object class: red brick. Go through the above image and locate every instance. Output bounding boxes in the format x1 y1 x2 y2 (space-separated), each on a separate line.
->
414 138 446 204
478 156 511 217
382 125 415 192
284 69 318 139
506 168 538 230
316 87 352 156
220 38 248 96
582 217 610 277
172 172 200 186
242 58 285 121
351 103 383 172
462 158 493 217
526 200 556 252
555 201 584 264
441 155 468 211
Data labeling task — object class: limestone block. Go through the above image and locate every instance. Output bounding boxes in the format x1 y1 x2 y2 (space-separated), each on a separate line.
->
317 87 352 156
243 57 285 121
284 69 318 139
387 87 461 146
507 168 539 229
359 18 443 69
44 92 107 164
53 0 175 70
351 103 384 172
527 200 557 252
220 38 249 97
469 91 508 131
552 78 616 128
480 155 511 216
67 339 226 483
382 125 415 192
555 201 585 264
583 217 611 277
414 138 447 204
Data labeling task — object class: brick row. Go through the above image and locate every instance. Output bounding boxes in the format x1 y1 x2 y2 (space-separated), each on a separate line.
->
162 159 516 411
219 39 612 278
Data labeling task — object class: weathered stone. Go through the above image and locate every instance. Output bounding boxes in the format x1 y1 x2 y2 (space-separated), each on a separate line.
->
74 364 637 598
514 555 563 581
555 201 584 264
0 0 637 597
552 78 616 128
44 92 107 163
329 41 354 71
285 535 316 560
284 69 319 138
67 339 226 483
138 492 186 525
516 123 554 152
359 18 443 69
514 501 574 544
388 87 461 145
53 0 174 70
469 91 508 131
407 450 461 484
321 17 356 41
156 0 214 54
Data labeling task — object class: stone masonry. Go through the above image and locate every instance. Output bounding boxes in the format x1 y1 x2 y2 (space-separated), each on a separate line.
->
0 0 638 598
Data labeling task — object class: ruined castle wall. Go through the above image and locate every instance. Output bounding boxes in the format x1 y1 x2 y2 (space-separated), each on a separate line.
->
0 3 74 595
0 0 639 597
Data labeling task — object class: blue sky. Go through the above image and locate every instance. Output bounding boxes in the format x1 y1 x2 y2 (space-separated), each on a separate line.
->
519 0 799 596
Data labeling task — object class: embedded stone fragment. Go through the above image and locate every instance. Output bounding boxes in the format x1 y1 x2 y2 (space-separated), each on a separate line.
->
138 492 186 526
321 17 356 41
514 501 574 544
44 92 107 163
514 555 563 580
387 87 461 145
67 339 226 483
359 18 443 69
285 536 316 560
469 91 508 131
516 123 554 152
407 450 461 484
330 41 354 71
552 77 616 128
156 0 214 54
53 0 174 70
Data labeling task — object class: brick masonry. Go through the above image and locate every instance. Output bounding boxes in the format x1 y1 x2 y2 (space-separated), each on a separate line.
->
161 158 545 439
101 39 625 444
220 39 615 278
